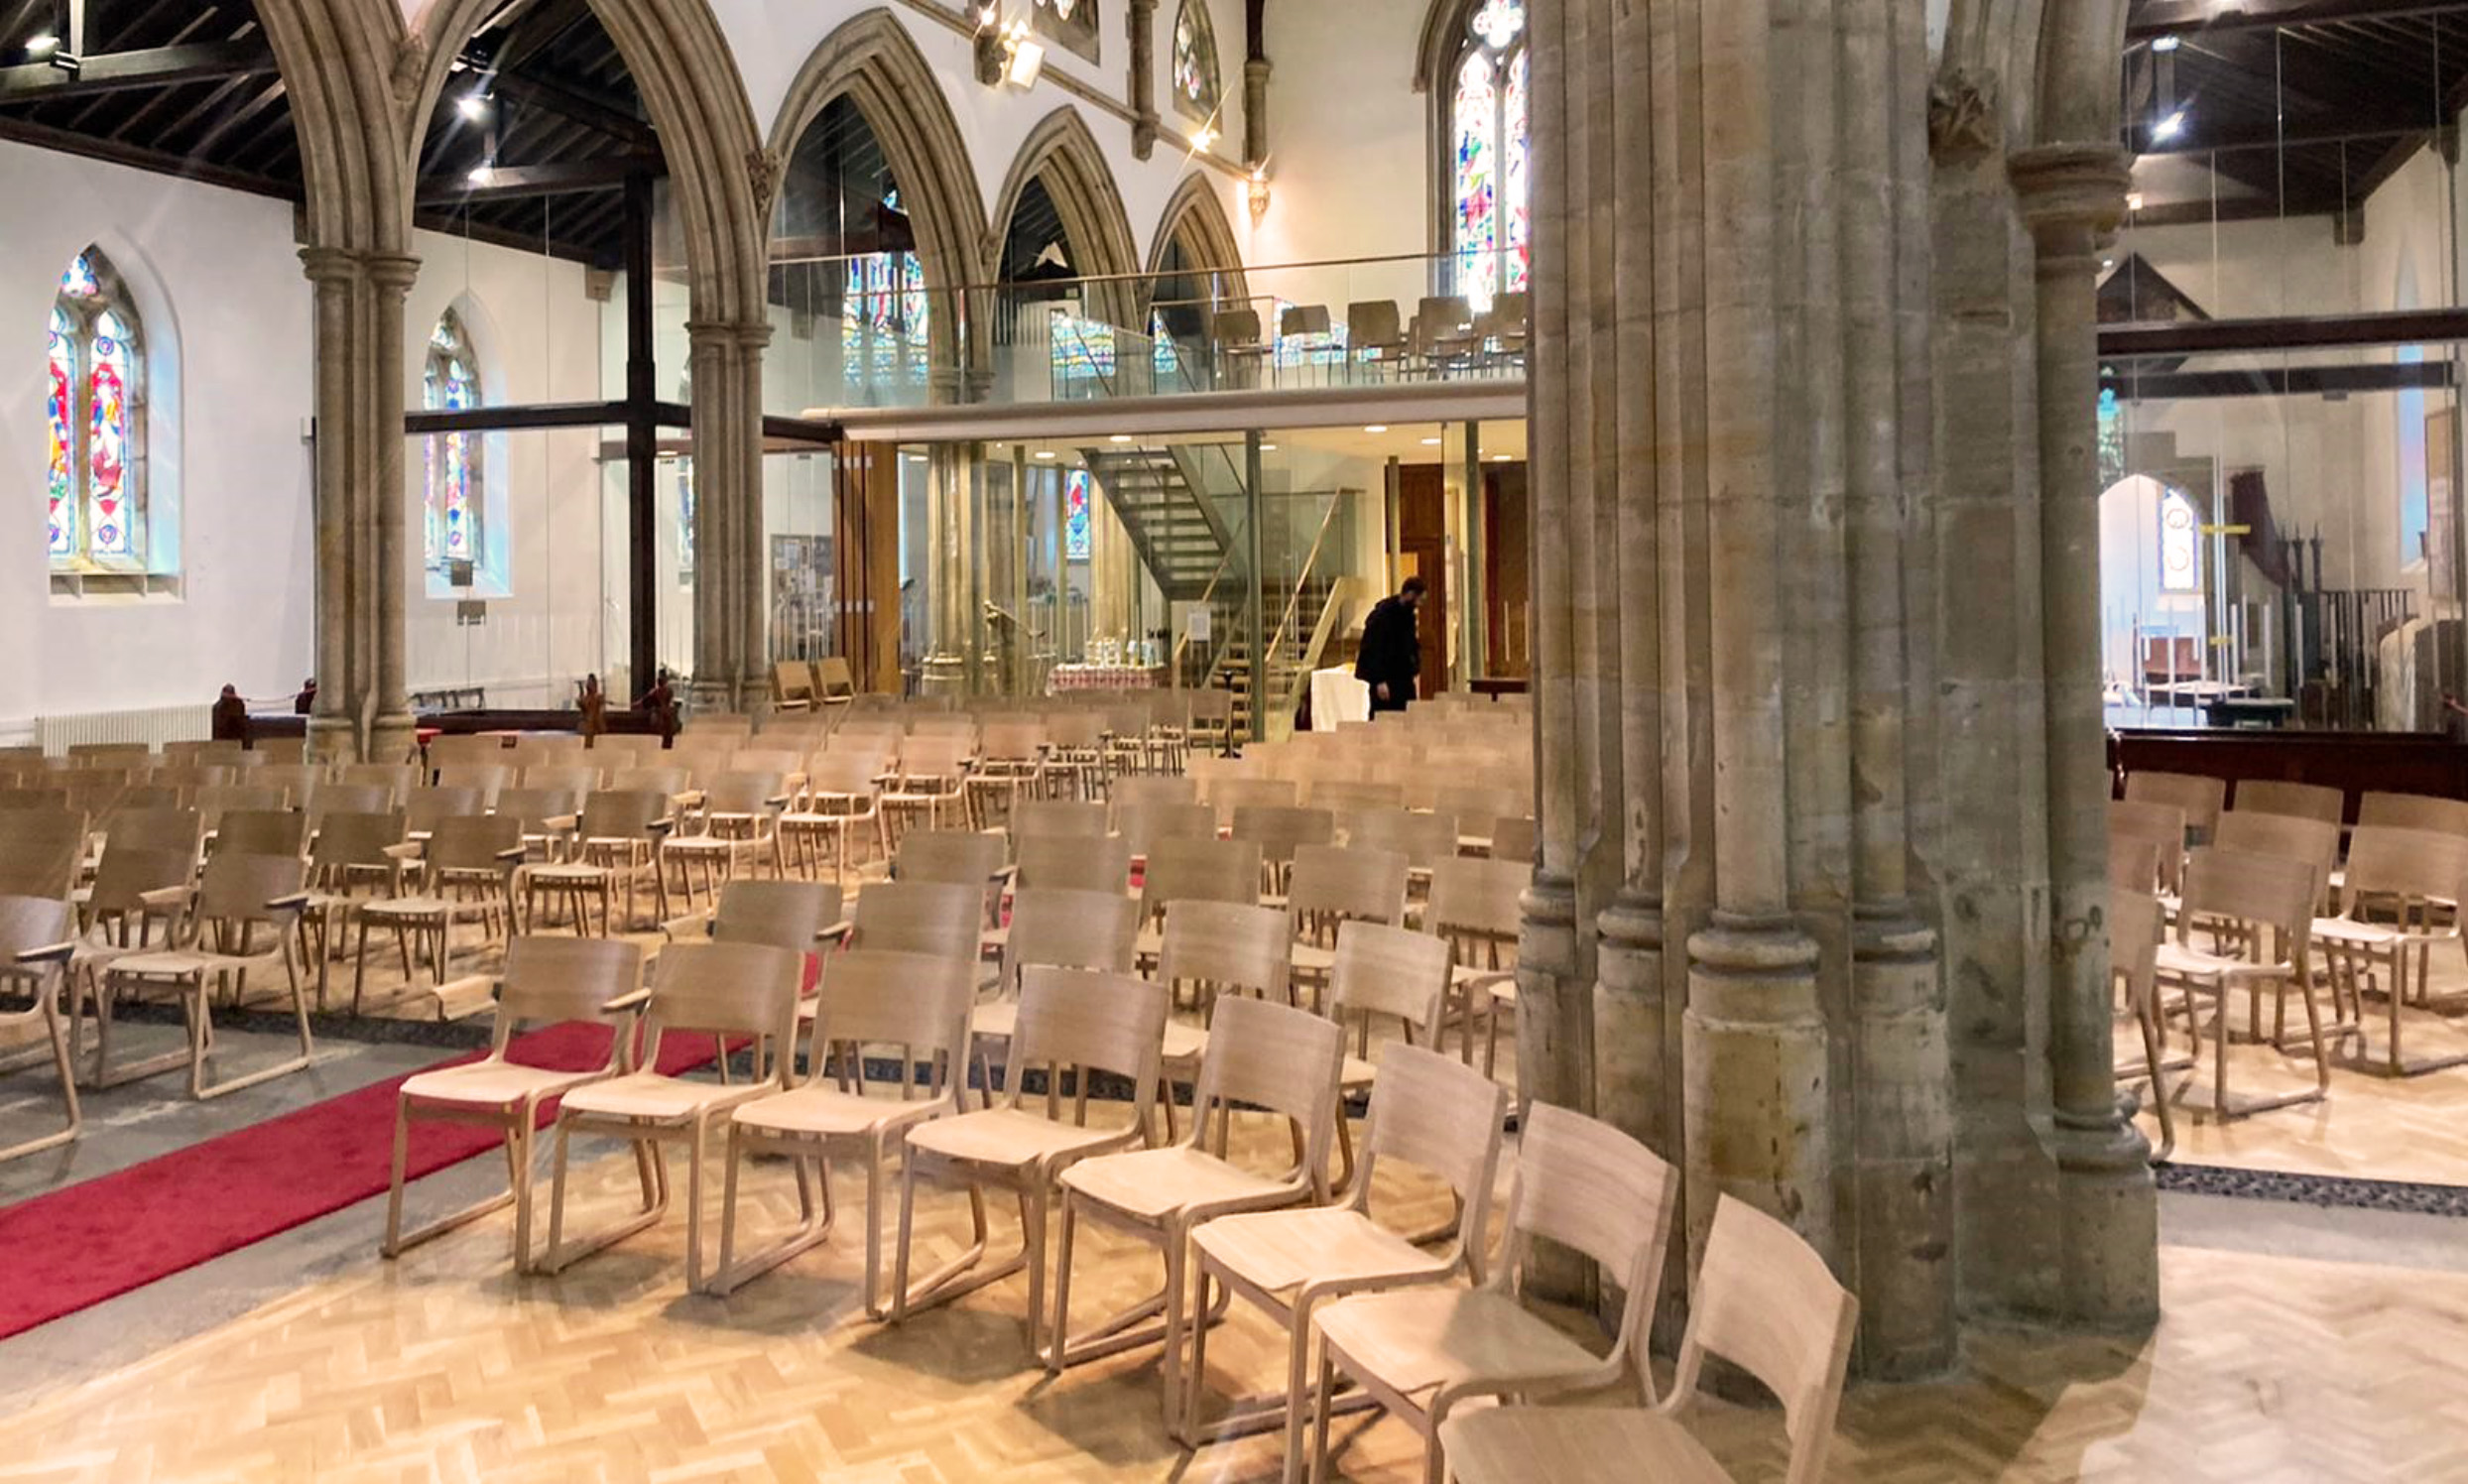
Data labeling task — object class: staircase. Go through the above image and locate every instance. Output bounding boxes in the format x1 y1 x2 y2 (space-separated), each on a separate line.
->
1079 445 1237 603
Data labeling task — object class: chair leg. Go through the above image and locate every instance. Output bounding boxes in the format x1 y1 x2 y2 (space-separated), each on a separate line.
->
1308 1349 1339 1484
1045 1187 1074 1372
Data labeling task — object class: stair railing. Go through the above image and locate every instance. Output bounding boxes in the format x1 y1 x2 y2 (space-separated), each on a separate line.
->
1257 493 1353 740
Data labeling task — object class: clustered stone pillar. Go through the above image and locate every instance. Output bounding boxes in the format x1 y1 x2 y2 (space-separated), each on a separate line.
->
301 244 418 766
1128 0 1161 160
1523 0 1989 1375
687 319 774 712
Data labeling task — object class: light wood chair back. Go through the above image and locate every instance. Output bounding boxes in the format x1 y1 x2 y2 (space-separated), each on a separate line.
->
1159 900 1293 1005
980 717 1047 763
1109 775 1198 823
1670 1196 1859 1484
2112 884 2162 1002
685 712 756 736
256 764 326 803
1116 802 1218 860
195 784 290 825
592 734 666 761
575 790 668 842
1231 804 1335 868
1000 888 1140 997
308 784 393 823
1142 836 1264 921
1015 832 1132 895
493 936 646 1039
150 765 233 794
2108 798 2186 893
1209 777 1299 829
2337 825 2468 916
808 949 975 1098
1289 844 1410 934
1355 1041 1506 1228
0 895 75 968
1437 786 1531 832
1345 806 1460 871
699 772 785 818
610 766 690 799
2357 790 2468 841
0 812 85 900
898 735 976 783
1494 1103 1679 1373
407 788 484 836
731 750 804 783
424 813 525 876
1488 815 1538 865
428 735 506 770
2177 846 2315 957
1186 994 1346 1197
495 786 581 831
1309 780 1408 814
87 843 195 922
849 881 982 960
209 808 307 861
706 879 840 950
1427 857 1529 941
192 851 309 931
1330 921 1452 1047
802 754 884 799
2233 779 2342 827
524 765 603 797
895 828 1005 888
2108 833 2160 894
2213 809 2339 899
106 806 202 857
311 810 407 873
1007 966 1171 1127
1012 800 1107 841
638 940 803 1065
2125 770 2226 843
813 656 857 701
343 764 419 805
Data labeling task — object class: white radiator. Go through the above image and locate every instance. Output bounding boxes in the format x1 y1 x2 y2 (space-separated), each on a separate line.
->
35 703 213 755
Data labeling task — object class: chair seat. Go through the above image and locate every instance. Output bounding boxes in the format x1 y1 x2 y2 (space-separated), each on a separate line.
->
1313 1287 1604 1398
402 1058 606 1108
558 1071 756 1124
359 895 491 924
1164 1021 1207 1063
1341 1052 1378 1088
2311 918 2443 951
2154 942 2285 983
971 1000 1019 1040
1192 1206 1452 1294
1293 942 1336 976
526 864 611 885
904 1106 1128 1171
1437 1407 1727 1484
1059 1145 1293 1221
107 950 255 981
733 1084 938 1140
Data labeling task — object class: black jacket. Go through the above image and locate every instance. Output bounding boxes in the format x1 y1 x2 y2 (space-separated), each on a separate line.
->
1356 595 1421 697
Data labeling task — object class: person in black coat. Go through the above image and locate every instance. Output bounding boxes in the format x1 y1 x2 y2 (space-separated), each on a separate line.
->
1355 576 1426 713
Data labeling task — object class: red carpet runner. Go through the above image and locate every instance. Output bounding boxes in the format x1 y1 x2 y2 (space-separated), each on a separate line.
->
0 1020 741 1341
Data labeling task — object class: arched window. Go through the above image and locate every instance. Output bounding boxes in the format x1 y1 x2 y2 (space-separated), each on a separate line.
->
2160 488 2199 594
841 188 932 399
1033 0 1100 62
1446 0 1529 311
422 310 483 576
47 248 146 569
1172 0 1221 122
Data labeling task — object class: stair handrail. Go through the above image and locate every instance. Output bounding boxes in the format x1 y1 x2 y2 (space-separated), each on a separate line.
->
1169 537 1244 684
1258 492 1350 729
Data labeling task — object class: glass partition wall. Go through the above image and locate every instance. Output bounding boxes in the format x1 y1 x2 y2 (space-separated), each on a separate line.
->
2105 10 2468 731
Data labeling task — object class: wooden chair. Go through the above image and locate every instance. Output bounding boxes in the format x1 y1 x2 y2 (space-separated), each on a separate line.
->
300 809 410 1004
1041 709 1109 799
433 763 512 808
521 790 670 935
2156 846 2328 1119
493 785 582 862
194 784 290 831
1012 799 1107 843
884 734 975 838
342 763 419 807
2111 883 2173 1163
541 940 804 1287
2233 779 2343 827
1186 1042 1505 1471
405 786 483 840
711 949 976 1308
772 660 816 712
1438 1195 1857 1484
1015 832 1133 896
1346 300 1407 370
1286 844 1411 997
1109 774 1199 824
842 881 983 962
1234 804 1336 896
661 772 786 910
1308 1102 1681 1484
2109 798 2187 896
777 754 887 886
894 966 1171 1359
971 888 1141 1106
1434 788 1528 850
1424 857 1529 1073
351 813 526 1018
1118 802 1221 867
810 656 858 708
969 717 1049 826
0 896 80 1163
383 936 645 1266
0 810 84 902
1487 814 1537 865
98 852 316 1099
663 876 843 952
2313 825 2468 1076
1049 995 1346 1429
1210 778 1301 832
1345 808 1460 888
1143 836 1265 928
2211 809 2341 1045
2125 770 2226 846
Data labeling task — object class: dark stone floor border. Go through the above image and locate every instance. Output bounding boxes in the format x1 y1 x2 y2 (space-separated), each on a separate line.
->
2158 1161 2468 1217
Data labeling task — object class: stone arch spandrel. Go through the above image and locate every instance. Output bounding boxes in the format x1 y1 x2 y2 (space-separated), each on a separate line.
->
254 0 413 253
987 106 1143 332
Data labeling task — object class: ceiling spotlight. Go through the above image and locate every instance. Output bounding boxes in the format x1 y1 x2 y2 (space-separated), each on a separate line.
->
1419 436 1442 446
2151 110 2186 143
1034 449 1057 460
467 165 493 186
457 91 491 120
1363 425 1388 434
1003 32 1046 88
1109 433 1132 443
1492 453 1513 462
26 33 59 55
1260 443 1278 451
2151 35 2181 53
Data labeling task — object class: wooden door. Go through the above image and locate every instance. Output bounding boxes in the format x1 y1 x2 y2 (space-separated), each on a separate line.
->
1482 461 1530 679
833 442 904 692
1398 464 1449 700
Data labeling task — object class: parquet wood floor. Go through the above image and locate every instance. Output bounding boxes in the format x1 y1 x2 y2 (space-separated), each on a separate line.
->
3 1121 2467 1482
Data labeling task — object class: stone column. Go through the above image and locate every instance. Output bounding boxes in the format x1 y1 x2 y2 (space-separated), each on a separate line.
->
1128 0 1160 160
2014 142 2160 1328
1242 58 1272 170
687 319 773 713
300 245 417 765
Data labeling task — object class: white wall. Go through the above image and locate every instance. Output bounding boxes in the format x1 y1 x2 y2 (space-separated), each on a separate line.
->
0 141 314 736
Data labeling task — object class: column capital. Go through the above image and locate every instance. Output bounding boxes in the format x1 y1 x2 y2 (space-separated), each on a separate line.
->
365 251 422 294
684 318 774 352
298 245 363 285
2009 144 2132 253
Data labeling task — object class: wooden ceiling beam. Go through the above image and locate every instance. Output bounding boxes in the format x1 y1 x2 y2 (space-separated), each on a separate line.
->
0 37 274 102
415 153 655 206
2129 0 2468 42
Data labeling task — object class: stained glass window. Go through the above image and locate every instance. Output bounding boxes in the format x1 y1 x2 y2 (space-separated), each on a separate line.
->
1172 0 1220 122
45 249 146 570
1032 0 1099 61
1447 0 1528 312
423 310 483 576
2096 385 2126 492
840 206 931 405
1065 469 1093 561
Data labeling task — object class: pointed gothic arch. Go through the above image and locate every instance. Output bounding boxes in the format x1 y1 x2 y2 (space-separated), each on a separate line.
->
1145 171 1245 279
985 107 1143 333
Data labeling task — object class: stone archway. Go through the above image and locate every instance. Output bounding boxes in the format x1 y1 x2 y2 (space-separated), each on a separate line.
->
985 108 1144 336
764 6 991 401
1145 170 1244 278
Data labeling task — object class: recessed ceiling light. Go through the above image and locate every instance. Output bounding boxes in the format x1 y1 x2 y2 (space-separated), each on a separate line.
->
2126 192 2146 212
457 92 490 120
1363 425 1388 434
1260 443 1278 451
1109 433 1132 443
1034 450 1057 460
2151 110 2186 143
1419 436 1442 446
1492 453 1513 462
2151 35 2181 53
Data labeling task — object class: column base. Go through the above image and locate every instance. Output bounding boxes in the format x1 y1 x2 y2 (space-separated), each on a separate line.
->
1684 917 1831 1269
1852 912 1955 1379
1516 870 1592 1304
1595 890 1677 1344
306 714 358 768
369 710 421 767
2051 1108 2160 1330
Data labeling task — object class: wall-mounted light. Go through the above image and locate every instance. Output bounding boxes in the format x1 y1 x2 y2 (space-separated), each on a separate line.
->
1247 166 1271 222
975 8 1044 89
467 164 494 186
2151 110 2186 143
2125 191 2145 212
1003 29 1047 89
457 90 491 121
2150 35 2181 53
